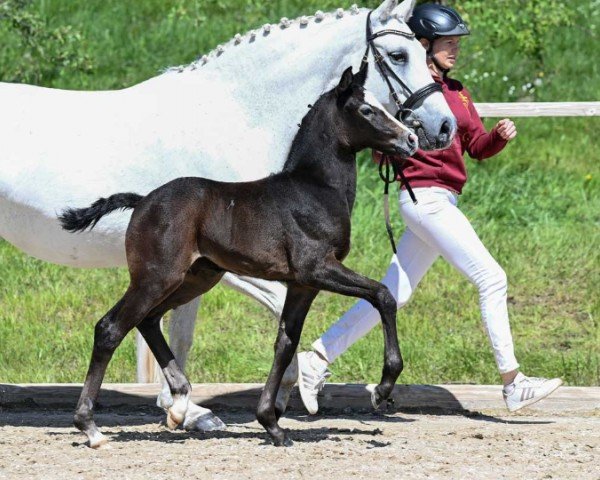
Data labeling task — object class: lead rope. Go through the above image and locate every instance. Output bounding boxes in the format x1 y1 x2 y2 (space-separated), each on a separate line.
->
378 155 418 255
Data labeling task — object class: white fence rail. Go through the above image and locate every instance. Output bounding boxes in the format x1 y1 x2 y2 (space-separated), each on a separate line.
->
135 101 600 383
475 101 599 117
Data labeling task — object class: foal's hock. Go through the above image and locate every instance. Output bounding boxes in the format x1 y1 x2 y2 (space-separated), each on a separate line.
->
60 64 417 448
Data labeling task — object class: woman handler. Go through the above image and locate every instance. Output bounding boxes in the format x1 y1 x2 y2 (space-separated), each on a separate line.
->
296 3 561 414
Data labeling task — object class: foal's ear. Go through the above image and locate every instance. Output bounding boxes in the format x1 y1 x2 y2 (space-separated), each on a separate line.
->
353 62 369 88
336 66 354 95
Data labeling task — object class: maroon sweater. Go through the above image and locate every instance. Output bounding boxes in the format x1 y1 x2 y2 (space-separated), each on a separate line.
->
377 75 507 194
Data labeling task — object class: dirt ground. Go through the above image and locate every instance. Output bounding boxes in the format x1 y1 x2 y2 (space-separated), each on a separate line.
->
0 406 598 480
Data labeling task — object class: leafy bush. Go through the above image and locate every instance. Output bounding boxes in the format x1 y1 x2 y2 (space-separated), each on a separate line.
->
0 0 94 84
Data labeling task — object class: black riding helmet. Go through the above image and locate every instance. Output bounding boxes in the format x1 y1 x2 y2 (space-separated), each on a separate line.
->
407 4 470 73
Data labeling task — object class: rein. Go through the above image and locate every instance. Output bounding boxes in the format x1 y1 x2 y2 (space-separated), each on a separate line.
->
362 10 432 255
378 154 417 254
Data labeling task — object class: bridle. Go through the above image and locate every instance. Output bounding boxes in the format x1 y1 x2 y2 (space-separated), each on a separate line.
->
360 10 442 123
361 10 443 254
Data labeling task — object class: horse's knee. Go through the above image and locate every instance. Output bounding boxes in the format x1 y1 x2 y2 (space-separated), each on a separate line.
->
93 319 122 353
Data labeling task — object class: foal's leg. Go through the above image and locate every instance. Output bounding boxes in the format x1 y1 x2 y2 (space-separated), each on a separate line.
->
160 275 293 429
148 259 226 430
221 275 296 416
74 279 183 448
73 299 124 448
256 284 318 447
137 315 194 429
156 298 203 420
306 257 403 408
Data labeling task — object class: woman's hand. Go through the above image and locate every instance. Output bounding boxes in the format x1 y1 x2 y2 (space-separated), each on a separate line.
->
495 118 517 141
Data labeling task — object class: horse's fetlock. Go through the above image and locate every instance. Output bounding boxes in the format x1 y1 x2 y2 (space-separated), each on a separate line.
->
256 404 275 427
74 402 93 431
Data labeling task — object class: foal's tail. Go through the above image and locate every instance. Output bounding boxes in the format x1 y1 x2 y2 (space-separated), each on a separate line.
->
59 192 143 233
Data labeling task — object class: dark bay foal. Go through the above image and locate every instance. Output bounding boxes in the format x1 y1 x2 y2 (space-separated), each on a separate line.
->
60 64 418 448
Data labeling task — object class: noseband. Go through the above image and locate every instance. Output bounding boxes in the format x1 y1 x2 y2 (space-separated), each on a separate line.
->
361 10 442 122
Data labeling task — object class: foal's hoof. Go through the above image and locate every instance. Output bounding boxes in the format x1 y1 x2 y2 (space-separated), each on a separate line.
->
367 384 384 409
273 435 294 447
87 432 109 449
183 412 227 432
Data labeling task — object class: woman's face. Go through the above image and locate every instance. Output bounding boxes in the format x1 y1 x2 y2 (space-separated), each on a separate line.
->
426 36 462 70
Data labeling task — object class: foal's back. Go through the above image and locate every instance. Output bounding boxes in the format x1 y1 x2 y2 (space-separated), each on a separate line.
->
127 171 351 282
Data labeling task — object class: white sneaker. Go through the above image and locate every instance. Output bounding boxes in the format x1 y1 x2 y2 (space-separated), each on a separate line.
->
503 372 563 412
297 351 332 415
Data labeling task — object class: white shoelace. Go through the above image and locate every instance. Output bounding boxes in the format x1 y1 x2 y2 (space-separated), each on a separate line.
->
303 370 332 392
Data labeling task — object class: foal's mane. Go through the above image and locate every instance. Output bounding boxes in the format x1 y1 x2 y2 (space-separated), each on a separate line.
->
164 5 365 73
281 84 361 174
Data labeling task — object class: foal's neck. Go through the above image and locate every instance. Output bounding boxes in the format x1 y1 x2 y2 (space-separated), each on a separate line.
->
282 98 356 188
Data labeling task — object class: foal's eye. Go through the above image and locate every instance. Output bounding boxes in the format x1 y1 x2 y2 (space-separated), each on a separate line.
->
359 105 374 116
390 51 408 64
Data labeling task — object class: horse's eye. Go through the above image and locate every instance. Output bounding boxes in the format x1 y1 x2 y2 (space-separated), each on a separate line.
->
390 52 407 64
359 105 374 116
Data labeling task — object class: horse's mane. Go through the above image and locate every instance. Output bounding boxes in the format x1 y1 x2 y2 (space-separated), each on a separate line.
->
164 5 364 73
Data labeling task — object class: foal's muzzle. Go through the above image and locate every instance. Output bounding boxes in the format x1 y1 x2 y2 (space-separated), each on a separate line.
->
391 131 418 157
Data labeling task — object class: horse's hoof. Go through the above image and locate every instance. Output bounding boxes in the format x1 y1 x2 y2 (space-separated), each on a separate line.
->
367 384 384 409
167 410 184 430
183 412 227 432
87 432 108 449
273 435 293 447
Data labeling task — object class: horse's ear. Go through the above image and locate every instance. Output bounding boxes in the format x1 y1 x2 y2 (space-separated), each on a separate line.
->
353 62 368 87
336 66 354 94
372 0 398 23
393 0 416 21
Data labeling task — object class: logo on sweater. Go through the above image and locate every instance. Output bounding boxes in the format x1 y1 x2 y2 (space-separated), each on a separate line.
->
458 91 470 110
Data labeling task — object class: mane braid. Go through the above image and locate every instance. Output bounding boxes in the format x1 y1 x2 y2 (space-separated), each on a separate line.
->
164 5 364 73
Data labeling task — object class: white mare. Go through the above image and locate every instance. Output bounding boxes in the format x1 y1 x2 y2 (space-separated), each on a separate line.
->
0 0 455 431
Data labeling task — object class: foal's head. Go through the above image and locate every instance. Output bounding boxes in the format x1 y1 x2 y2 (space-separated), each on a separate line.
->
333 64 418 157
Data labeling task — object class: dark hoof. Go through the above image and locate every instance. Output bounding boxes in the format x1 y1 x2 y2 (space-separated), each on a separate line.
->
273 435 293 447
184 412 227 432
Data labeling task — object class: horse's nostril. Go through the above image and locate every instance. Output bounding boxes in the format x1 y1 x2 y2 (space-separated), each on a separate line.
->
440 119 452 137
407 133 418 150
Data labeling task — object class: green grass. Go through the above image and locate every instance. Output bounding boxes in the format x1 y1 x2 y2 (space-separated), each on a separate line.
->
0 1 598 385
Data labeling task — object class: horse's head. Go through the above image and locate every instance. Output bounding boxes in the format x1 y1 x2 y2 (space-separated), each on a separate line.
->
364 0 456 150
334 63 418 157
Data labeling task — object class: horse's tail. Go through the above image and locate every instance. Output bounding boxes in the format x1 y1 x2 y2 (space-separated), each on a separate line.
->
59 192 143 233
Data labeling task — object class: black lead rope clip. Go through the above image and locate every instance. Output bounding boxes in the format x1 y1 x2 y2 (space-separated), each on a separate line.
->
379 154 417 255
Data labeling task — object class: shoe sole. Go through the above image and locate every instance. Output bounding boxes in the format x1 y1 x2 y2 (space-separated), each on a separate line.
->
507 379 563 412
